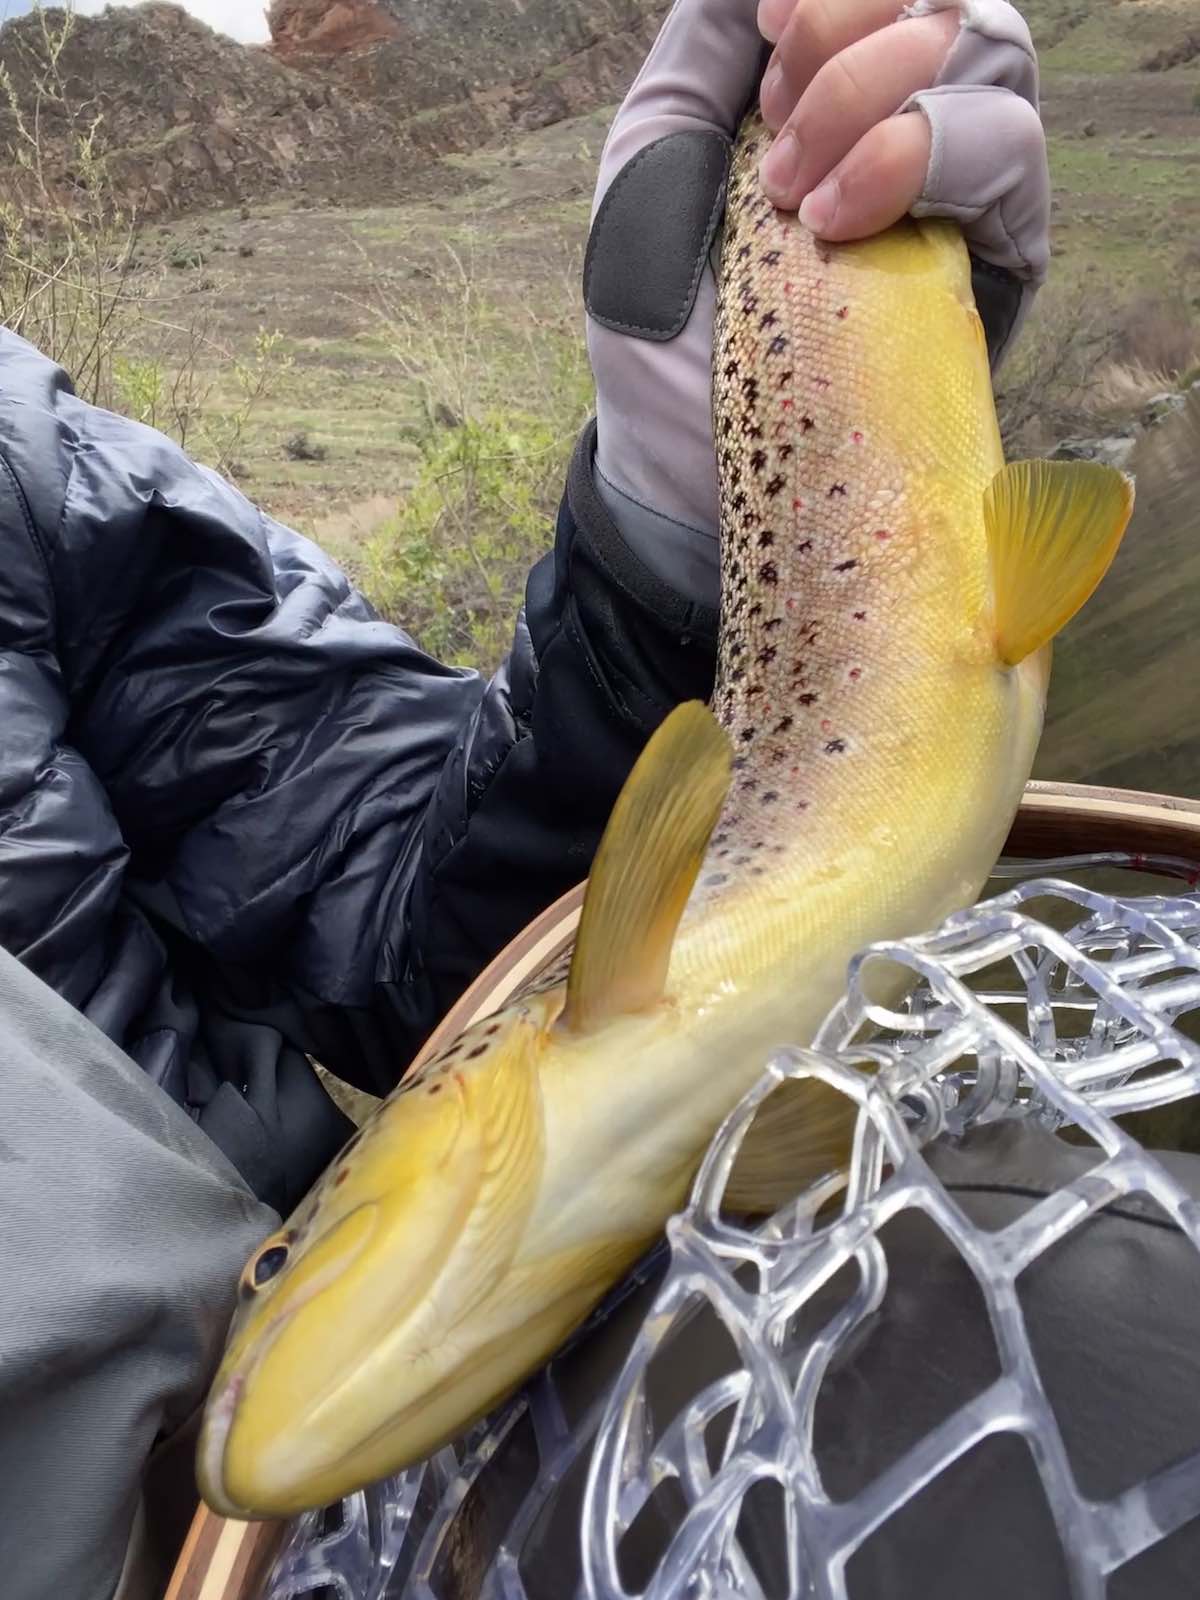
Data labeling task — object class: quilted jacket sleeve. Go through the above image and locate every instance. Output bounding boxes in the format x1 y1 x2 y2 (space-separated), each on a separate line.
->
0 330 716 1204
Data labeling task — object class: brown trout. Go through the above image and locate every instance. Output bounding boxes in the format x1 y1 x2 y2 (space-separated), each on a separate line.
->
197 113 1133 1519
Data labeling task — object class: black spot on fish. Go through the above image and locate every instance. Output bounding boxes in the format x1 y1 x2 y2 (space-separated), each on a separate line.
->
769 335 789 356
765 476 786 498
764 617 783 632
825 738 847 755
829 483 848 498
757 645 777 666
758 529 775 548
759 561 779 585
801 416 815 432
834 559 858 573
797 538 813 554
467 1043 488 1059
798 692 818 707
750 449 768 473
758 311 778 331
740 728 756 743
774 715 793 734
761 250 782 266
779 443 794 461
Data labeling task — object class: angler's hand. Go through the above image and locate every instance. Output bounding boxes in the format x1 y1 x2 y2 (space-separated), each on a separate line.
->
755 0 1049 300
584 0 1048 614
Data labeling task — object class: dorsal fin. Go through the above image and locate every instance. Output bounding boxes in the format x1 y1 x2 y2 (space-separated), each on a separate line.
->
561 702 732 1036
986 458 1135 667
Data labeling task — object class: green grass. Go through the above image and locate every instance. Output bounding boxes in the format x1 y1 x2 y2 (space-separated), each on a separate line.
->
1024 0 1197 72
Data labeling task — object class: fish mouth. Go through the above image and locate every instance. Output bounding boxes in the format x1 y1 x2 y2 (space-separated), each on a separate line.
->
196 1373 254 1520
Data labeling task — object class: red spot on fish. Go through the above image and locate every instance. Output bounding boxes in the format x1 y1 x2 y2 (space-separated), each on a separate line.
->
813 376 831 390
837 306 849 320
875 528 892 541
786 597 798 611
784 282 793 294
821 720 833 734
851 430 864 444
849 668 862 682
781 398 794 411
792 498 804 511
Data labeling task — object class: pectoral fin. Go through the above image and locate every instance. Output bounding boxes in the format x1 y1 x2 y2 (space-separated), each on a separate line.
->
986 458 1135 667
724 1076 859 1216
561 702 733 1036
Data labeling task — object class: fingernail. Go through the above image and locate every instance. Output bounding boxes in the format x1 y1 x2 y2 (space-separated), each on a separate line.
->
799 178 839 235
759 130 801 203
759 62 788 129
757 0 790 43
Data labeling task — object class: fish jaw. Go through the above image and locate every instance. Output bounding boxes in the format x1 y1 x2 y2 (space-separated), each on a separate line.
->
196 1001 551 1520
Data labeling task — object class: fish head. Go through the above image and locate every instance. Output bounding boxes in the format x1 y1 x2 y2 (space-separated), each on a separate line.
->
196 991 557 1519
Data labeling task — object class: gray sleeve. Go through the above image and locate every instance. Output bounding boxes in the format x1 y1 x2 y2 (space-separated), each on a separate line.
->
0 945 278 1600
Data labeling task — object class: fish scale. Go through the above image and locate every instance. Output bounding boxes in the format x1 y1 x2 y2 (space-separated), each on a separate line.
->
196 108 1134 1521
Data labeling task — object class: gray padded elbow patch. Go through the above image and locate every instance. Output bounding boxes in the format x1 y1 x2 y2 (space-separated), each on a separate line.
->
584 129 731 343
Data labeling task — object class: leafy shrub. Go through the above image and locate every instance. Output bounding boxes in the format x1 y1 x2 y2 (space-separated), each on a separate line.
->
357 245 594 669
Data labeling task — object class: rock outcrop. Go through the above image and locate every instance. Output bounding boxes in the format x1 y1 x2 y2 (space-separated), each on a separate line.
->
0 0 667 219
270 0 404 58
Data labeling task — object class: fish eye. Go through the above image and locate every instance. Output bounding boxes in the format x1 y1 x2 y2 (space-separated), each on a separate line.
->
250 1243 290 1289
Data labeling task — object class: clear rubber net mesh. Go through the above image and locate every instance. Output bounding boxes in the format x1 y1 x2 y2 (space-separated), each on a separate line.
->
260 856 1200 1600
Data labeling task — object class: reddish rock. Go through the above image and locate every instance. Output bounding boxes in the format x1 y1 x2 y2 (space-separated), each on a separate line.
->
268 0 402 60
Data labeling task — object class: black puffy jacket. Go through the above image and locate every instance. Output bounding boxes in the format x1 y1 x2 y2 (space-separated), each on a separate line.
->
0 329 716 1213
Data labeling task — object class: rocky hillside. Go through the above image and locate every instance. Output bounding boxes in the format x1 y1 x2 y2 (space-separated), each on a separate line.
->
0 4 412 214
269 0 668 151
0 0 666 216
